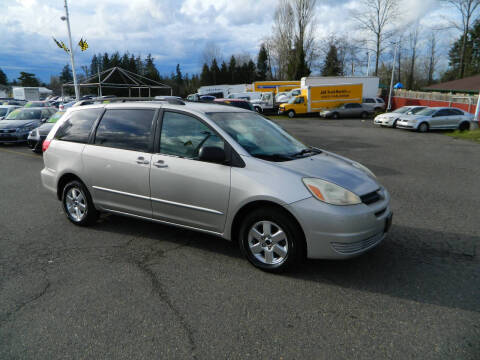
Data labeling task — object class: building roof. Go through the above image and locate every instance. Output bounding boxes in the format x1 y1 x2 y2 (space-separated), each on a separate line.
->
425 74 480 93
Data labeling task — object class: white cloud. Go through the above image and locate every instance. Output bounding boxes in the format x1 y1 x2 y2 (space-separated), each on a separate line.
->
0 0 465 81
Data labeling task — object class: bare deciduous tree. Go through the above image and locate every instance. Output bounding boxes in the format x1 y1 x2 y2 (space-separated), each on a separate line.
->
424 31 439 84
442 0 480 78
406 23 420 89
268 0 317 79
202 41 223 66
353 0 400 76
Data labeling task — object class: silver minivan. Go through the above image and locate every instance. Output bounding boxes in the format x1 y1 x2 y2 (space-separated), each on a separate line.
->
41 101 392 272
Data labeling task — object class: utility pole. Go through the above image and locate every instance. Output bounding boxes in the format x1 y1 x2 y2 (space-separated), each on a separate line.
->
62 0 80 101
97 61 102 97
387 42 398 112
366 51 371 76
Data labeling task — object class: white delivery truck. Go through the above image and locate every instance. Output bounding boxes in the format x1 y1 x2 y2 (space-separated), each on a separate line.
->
197 84 249 98
13 87 40 101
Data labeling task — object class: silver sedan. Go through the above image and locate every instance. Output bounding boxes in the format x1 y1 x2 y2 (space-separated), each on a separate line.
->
374 106 427 128
396 107 474 132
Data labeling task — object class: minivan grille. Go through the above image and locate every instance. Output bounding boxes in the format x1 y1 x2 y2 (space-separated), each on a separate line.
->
360 190 381 205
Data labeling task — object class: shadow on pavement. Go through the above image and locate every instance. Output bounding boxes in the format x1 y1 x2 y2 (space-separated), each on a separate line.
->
93 214 479 313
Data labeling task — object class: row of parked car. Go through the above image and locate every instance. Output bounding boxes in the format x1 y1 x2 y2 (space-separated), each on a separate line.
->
373 105 475 132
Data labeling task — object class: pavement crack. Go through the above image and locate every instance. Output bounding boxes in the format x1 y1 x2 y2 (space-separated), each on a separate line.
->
0 280 50 325
133 251 198 360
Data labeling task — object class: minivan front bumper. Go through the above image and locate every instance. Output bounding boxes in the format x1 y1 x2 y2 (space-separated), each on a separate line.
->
286 188 392 259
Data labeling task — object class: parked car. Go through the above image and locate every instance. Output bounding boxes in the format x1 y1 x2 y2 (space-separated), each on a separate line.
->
374 106 427 128
24 101 49 108
320 103 374 119
396 107 474 132
27 110 66 153
214 98 254 111
59 101 77 111
0 105 21 120
2 99 26 106
362 97 386 112
41 102 392 272
0 107 56 144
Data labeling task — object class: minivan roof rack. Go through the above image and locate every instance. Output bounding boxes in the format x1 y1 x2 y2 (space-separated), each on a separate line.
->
73 97 185 107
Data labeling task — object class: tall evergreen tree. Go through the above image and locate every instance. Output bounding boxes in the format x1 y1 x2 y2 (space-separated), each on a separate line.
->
293 42 311 79
175 64 183 86
18 72 40 86
59 65 73 83
90 54 100 76
144 54 160 81
102 53 110 70
256 44 269 81
228 56 237 83
219 61 228 84
200 63 211 85
247 59 257 83
321 44 342 76
0 68 8 85
210 58 220 85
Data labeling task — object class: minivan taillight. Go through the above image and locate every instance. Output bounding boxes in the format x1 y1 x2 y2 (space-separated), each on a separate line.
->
42 139 51 152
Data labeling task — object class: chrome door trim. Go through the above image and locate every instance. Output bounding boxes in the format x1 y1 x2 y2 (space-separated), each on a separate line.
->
93 185 224 215
151 196 224 215
103 208 224 237
92 186 150 201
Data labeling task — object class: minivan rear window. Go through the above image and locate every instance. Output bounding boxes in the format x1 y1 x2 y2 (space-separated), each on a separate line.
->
55 108 103 143
94 109 155 152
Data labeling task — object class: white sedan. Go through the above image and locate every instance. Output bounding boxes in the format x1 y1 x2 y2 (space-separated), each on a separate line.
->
374 106 427 128
396 107 474 132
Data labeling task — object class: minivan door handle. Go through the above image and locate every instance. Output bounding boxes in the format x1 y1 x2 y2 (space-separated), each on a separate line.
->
136 156 149 165
153 160 168 168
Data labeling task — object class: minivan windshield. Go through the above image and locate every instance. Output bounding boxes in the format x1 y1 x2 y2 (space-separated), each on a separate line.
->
208 112 319 161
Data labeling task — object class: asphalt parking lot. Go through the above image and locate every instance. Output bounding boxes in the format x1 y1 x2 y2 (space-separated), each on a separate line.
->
0 118 479 359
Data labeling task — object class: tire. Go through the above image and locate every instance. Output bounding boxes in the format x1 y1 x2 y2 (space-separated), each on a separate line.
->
418 122 429 133
459 122 470 131
254 106 262 113
361 112 369 119
392 120 397 129
61 180 98 226
287 110 295 118
238 207 305 273
331 112 339 119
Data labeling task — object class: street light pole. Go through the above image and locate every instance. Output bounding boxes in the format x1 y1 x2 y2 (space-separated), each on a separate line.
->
387 42 398 112
62 0 79 101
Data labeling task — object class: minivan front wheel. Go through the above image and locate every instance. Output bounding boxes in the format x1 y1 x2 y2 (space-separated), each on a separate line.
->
239 208 304 272
62 180 98 226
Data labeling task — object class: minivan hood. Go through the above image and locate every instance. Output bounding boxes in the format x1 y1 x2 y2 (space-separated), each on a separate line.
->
277 151 380 195
0 120 39 129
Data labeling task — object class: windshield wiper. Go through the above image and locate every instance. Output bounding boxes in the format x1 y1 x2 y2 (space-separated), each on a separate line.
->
291 147 322 157
252 153 294 162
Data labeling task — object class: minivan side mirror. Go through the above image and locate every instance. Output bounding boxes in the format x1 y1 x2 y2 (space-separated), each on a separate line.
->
199 146 226 163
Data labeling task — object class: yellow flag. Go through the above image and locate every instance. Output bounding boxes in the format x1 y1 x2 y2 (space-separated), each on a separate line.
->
78 38 89 51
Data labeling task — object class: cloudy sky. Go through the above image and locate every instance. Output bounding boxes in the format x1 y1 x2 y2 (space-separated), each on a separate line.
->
0 0 460 83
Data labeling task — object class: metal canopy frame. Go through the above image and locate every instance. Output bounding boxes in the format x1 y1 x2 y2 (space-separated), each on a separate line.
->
62 66 172 96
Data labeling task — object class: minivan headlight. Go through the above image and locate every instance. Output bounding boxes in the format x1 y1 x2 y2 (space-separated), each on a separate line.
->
302 178 361 205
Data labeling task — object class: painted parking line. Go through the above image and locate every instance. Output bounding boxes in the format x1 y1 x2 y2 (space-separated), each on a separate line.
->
0 148 41 159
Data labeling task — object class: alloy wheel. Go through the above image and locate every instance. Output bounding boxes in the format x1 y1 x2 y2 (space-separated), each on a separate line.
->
247 221 289 265
65 187 87 222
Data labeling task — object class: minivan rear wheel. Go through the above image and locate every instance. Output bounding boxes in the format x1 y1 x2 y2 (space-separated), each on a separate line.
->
62 180 98 226
239 208 304 272
418 122 429 133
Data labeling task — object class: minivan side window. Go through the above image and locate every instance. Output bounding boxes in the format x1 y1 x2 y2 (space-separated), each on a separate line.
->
94 109 155 152
159 111 224 159
55 108 102 143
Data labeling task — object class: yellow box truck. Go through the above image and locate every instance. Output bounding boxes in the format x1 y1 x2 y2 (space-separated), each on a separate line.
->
278 83 363 118
253 81 300 93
